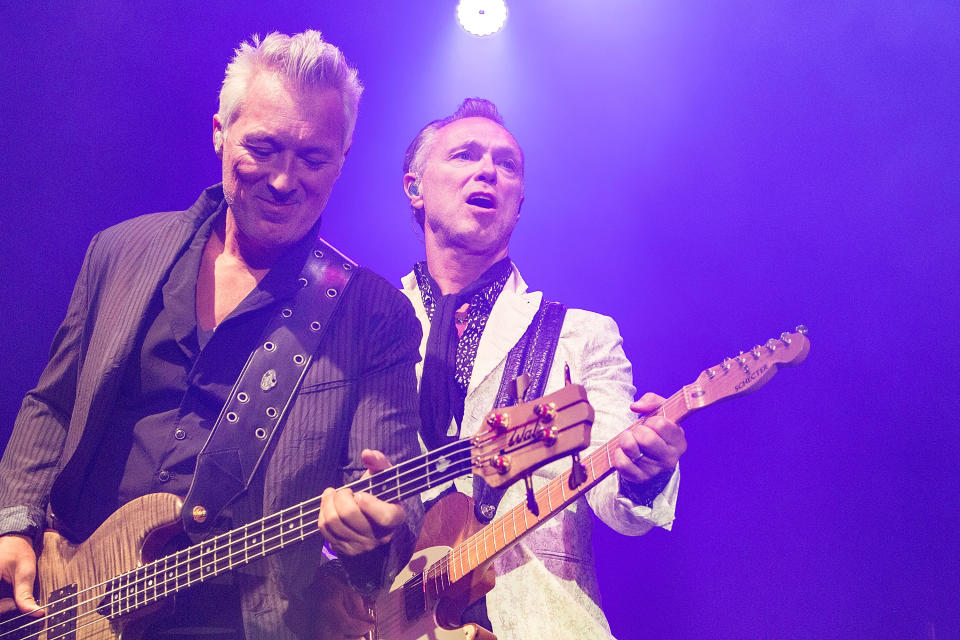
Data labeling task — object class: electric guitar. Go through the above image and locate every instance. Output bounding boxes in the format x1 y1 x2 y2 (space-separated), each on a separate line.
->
372 327 811 640
0 384 595 640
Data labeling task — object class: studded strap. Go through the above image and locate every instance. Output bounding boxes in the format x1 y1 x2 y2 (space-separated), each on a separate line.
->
182 238 357 536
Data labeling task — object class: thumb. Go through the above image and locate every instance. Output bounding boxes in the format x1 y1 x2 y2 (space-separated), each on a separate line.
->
14 557 42 617
630 392 665 415
360 449 392 475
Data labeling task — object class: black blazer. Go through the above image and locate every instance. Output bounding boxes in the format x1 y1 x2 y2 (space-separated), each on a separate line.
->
0 185 424 638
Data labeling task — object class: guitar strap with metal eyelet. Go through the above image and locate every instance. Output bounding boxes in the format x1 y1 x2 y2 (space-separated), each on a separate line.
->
471 299 567 524
181 237 357 536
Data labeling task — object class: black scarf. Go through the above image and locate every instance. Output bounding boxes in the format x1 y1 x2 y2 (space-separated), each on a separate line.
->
415 258 512 449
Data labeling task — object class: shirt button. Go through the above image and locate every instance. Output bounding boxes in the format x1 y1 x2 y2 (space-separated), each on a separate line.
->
174 428 186 440
158 470 171 482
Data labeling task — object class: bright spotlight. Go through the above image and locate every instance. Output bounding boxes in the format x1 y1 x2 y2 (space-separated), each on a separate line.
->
457 0 508 37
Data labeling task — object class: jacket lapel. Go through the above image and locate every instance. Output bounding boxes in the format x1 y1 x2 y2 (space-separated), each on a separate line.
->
467 266 541 396
401 264 541 402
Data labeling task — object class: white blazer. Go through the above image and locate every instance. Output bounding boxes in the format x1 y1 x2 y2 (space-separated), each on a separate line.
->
401 264 679 639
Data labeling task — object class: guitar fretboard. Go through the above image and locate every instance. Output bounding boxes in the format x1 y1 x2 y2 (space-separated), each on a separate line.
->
100 439 476 619
420 388 693 600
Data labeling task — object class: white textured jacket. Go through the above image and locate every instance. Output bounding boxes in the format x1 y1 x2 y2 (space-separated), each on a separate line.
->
401 264 679 639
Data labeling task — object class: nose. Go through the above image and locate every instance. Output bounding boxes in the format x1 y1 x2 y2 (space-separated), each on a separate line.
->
266 153 298 202
474 153 497 184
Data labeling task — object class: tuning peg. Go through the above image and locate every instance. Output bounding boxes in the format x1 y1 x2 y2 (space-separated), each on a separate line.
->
796 324 809 335
568 452 588 490
536 423 559 445
722 358 733 371
706 368 717 379
486 412 510 432
736 352 747 366
533 402 557 422
524 475 540 516
780 332 792 345
751 346 762 359
765 338 777 351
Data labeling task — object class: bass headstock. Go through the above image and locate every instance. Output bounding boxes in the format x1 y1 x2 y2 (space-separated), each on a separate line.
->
471 382 594 488
683 325 811 410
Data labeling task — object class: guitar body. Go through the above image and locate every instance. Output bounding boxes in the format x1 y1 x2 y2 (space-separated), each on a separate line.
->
0 385 596 640
30 493 184 640
373 492 496 640
372 328 811 640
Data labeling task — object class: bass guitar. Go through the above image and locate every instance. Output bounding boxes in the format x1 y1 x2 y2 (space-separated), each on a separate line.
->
372 327 811 640
0 383 595 640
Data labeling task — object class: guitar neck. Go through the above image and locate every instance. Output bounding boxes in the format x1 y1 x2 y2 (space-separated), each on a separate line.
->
426 387 695 591
104 440 476 618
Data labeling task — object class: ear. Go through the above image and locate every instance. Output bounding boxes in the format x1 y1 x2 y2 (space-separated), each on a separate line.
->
403 172 424 209
212 114 225 157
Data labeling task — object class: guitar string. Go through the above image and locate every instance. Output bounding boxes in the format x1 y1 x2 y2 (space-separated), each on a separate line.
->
0 437 478 640
6 345 796 637
425 392 689 593
97 416 590 620
0 461 479 640
0 413 585 640
440 393 685 581
394 346 800 604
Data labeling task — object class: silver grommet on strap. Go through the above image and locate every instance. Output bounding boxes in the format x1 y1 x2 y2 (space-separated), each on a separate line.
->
293 354 305 366
313 249 324 259
255 428 267 440
266 407 278 419
343 263 353 271
298 277 309 288
237 392 249 403
326 288 338 298
281 308 293 318
226 412 239 423
264 341 276 352
310 321 321 331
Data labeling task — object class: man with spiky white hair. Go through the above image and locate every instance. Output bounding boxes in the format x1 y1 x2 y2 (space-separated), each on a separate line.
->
0 31 422 639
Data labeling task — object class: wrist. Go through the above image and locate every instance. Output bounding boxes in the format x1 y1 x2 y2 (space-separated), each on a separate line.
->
618 467 674 507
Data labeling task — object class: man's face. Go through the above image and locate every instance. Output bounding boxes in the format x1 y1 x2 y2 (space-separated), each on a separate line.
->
214 72 348 253
408 117 524 257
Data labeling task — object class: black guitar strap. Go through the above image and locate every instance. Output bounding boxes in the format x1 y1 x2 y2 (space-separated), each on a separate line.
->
181 237 357 536
472 299 567 524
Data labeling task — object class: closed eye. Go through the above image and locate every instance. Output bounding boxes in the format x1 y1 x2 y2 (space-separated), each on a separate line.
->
302 157 328 169
244 145 273 158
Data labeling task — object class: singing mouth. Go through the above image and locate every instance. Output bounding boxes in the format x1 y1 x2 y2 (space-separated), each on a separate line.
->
466 192 497 209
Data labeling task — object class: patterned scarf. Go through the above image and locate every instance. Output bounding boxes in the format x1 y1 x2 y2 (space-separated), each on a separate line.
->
415 258 512 449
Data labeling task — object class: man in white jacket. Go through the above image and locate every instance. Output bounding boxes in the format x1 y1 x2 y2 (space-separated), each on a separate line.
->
394 98 688 639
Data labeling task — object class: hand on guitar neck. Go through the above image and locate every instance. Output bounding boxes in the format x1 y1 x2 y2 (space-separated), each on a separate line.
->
317 449 409 557
615 392 687 484
0 534 43 619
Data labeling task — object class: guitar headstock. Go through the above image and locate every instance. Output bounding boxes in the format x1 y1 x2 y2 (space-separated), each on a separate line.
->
471 383 594 488
684 325 810 409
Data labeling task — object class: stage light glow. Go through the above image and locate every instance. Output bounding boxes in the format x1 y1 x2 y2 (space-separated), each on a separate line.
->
456 0 508 37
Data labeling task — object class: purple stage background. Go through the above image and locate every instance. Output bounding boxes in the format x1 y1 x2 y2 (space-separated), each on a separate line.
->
1 2 957 638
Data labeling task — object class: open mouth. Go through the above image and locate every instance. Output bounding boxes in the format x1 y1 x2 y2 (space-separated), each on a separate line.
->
466 193 497 209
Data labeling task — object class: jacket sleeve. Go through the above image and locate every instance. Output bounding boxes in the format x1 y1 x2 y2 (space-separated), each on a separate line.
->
565 311 680 536
337 276 424 592
0 235 98 540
